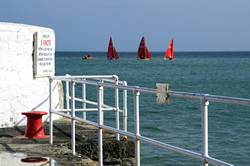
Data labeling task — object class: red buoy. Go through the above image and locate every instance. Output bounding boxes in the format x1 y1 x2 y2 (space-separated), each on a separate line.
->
21 111 48 139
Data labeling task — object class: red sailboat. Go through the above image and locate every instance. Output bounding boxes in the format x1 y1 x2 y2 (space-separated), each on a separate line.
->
137 37 151 60
165 38 174 60
107 37 119 60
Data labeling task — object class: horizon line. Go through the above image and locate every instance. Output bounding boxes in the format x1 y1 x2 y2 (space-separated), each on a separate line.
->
56 50 250 53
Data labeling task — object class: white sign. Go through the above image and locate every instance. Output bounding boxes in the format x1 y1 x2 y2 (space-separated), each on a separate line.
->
33 32 55 78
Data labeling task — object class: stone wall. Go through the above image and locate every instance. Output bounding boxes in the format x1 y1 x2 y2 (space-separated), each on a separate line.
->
0 22 62 128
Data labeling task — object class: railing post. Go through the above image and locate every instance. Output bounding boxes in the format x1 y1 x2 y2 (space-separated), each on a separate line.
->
201 98 209 166
71 81 76 155
49 77 53 145
66 74 70 114
82 78 86 120
134 90 140 166
98 84 104 166
115 77 120 140
123 81 128 132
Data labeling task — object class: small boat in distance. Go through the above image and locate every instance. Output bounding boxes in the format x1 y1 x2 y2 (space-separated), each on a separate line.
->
137 37 151 60
164 38 174 60
107 37 119 60
82 54 93 60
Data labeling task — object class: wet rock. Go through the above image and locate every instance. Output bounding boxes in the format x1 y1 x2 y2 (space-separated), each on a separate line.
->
75 139 135 165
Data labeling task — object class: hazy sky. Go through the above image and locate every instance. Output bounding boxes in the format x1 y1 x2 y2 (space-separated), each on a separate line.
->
1 0 250 51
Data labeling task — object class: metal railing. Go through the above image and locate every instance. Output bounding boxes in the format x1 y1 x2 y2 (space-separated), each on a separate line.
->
49 75 250 166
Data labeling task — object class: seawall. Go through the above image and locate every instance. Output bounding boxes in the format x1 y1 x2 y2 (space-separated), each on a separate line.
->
0 22 62 128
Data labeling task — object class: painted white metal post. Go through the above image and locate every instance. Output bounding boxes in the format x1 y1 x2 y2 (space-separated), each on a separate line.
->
49 78 53 145
134 90 140 166
115 78 120 140
100 80 104 124
98 84 104 166
123 81 128 132
82 79 86 120
71 81 76 155
201 99 209 166
66 78 70 114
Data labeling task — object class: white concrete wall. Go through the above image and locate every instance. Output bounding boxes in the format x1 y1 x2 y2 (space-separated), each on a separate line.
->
0 22 62 128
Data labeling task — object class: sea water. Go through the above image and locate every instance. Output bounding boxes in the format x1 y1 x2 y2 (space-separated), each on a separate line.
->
56 52 250 166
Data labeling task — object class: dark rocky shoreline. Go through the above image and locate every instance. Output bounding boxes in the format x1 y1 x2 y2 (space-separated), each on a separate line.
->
0 118 135 165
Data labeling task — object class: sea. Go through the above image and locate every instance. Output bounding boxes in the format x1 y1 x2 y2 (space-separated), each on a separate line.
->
56 51 250 166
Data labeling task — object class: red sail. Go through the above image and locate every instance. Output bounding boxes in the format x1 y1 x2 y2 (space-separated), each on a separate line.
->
107 37 119 60
137 37 150 60
113 47 119 59
165 39 174 60
146 47 150 59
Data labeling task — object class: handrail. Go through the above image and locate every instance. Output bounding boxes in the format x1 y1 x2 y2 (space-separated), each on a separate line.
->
52 75 250 106
50 109 232 166
48 75 249 166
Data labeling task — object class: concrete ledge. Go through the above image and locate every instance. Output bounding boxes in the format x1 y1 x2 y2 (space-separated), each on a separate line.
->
0 118 135 165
